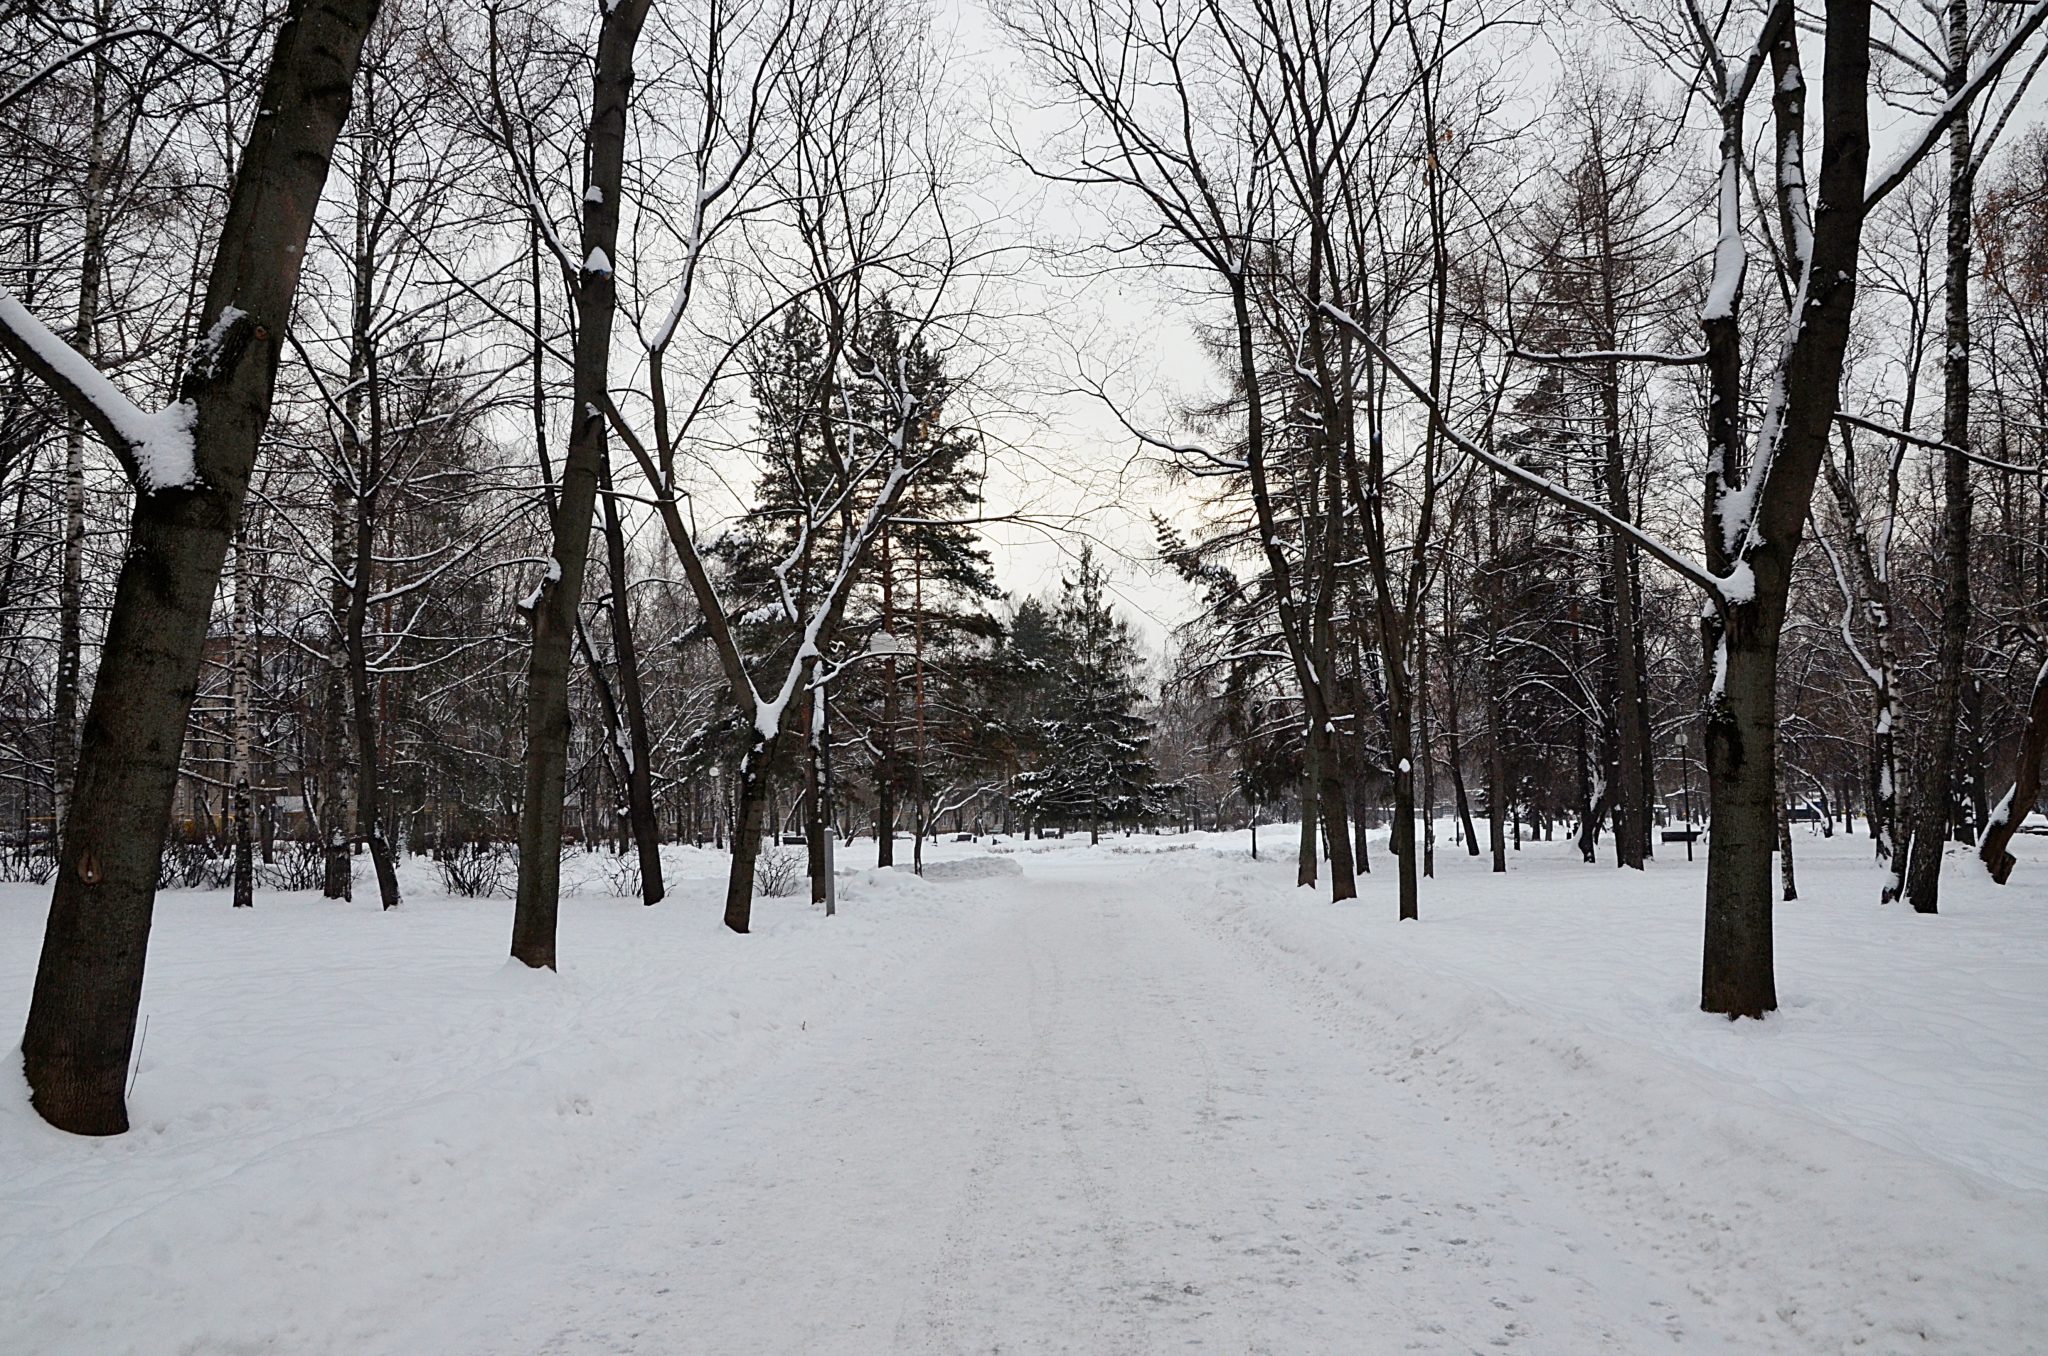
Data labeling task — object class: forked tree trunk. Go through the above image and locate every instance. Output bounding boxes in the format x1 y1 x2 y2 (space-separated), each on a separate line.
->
12 0 381 1134
510 0 652 969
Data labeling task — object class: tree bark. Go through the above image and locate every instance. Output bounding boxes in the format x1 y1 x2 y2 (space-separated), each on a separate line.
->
1702 616 1780 1017
53 40 107 840
597 450 662 904
1980 659 2048 883
1901 0 1975 915
510 0 652 969
231 521 254 909
724 738 779 932
12 0 381 1134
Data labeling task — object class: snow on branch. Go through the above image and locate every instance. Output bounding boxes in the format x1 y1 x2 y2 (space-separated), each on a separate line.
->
1865 0 2048 207
1319 302 1731 607
0 288 200 492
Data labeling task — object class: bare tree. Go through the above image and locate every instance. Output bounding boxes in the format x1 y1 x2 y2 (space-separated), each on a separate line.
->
0 0 383 1133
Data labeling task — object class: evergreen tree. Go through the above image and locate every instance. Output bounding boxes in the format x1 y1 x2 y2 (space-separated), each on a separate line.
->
1012 547 1167 842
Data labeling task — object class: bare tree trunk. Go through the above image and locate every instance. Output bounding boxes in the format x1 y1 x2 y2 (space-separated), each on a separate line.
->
1601 358 1650 870
231 520 254 909
597 450 662 904
1776 762 1797 901
724 739 779 932
807 687 828 904
346 466 399 910
1902 0 1975 915
1296 760 1318 888
876 529 896 868
11 0 381 1134
511 0 652 969
53 46 106 839
1980 659 2048 883
1702 616 1781 1018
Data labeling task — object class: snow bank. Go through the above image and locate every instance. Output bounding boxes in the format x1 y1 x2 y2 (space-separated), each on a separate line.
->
915 854 1023 882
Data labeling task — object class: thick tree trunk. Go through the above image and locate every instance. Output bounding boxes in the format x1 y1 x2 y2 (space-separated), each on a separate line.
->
724 740 778 933
1701 620 1780 1018
1980 659 2048 883
511 0 651 969
12 0 380 1134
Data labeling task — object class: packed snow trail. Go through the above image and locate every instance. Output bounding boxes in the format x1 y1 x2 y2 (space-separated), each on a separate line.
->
359 853 2040 1355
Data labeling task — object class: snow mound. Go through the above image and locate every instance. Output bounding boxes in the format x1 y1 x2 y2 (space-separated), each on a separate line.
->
914 855 1023 882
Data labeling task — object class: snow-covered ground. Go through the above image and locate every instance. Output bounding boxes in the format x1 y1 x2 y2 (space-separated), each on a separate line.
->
3 828 2045 1353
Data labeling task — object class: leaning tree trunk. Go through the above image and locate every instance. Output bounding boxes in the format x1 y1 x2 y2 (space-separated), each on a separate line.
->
1980 658 2048 883
12 0 381 1134
510 0 652 970
597 450 662 904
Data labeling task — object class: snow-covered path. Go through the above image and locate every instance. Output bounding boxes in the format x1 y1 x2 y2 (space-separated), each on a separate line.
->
363 854 2042 1355
8 839 2047 1353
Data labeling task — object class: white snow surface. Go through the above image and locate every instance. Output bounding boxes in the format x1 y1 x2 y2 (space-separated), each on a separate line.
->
4 831 2047 1353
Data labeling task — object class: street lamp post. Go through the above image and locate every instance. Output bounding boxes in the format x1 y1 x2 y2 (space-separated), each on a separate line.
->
1675 730 1695 862
710 764 723 852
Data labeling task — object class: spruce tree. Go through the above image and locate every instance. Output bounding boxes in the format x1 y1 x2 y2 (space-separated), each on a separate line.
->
1012 547 1166 842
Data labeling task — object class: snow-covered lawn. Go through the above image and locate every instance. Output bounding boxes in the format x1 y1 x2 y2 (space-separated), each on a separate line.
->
3 829 2045 1353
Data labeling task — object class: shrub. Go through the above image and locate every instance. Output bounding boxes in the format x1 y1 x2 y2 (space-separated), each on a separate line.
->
159 840 233 891
437 841 512 898
600 852 642 899
258 841 325 892
754 844 803 898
